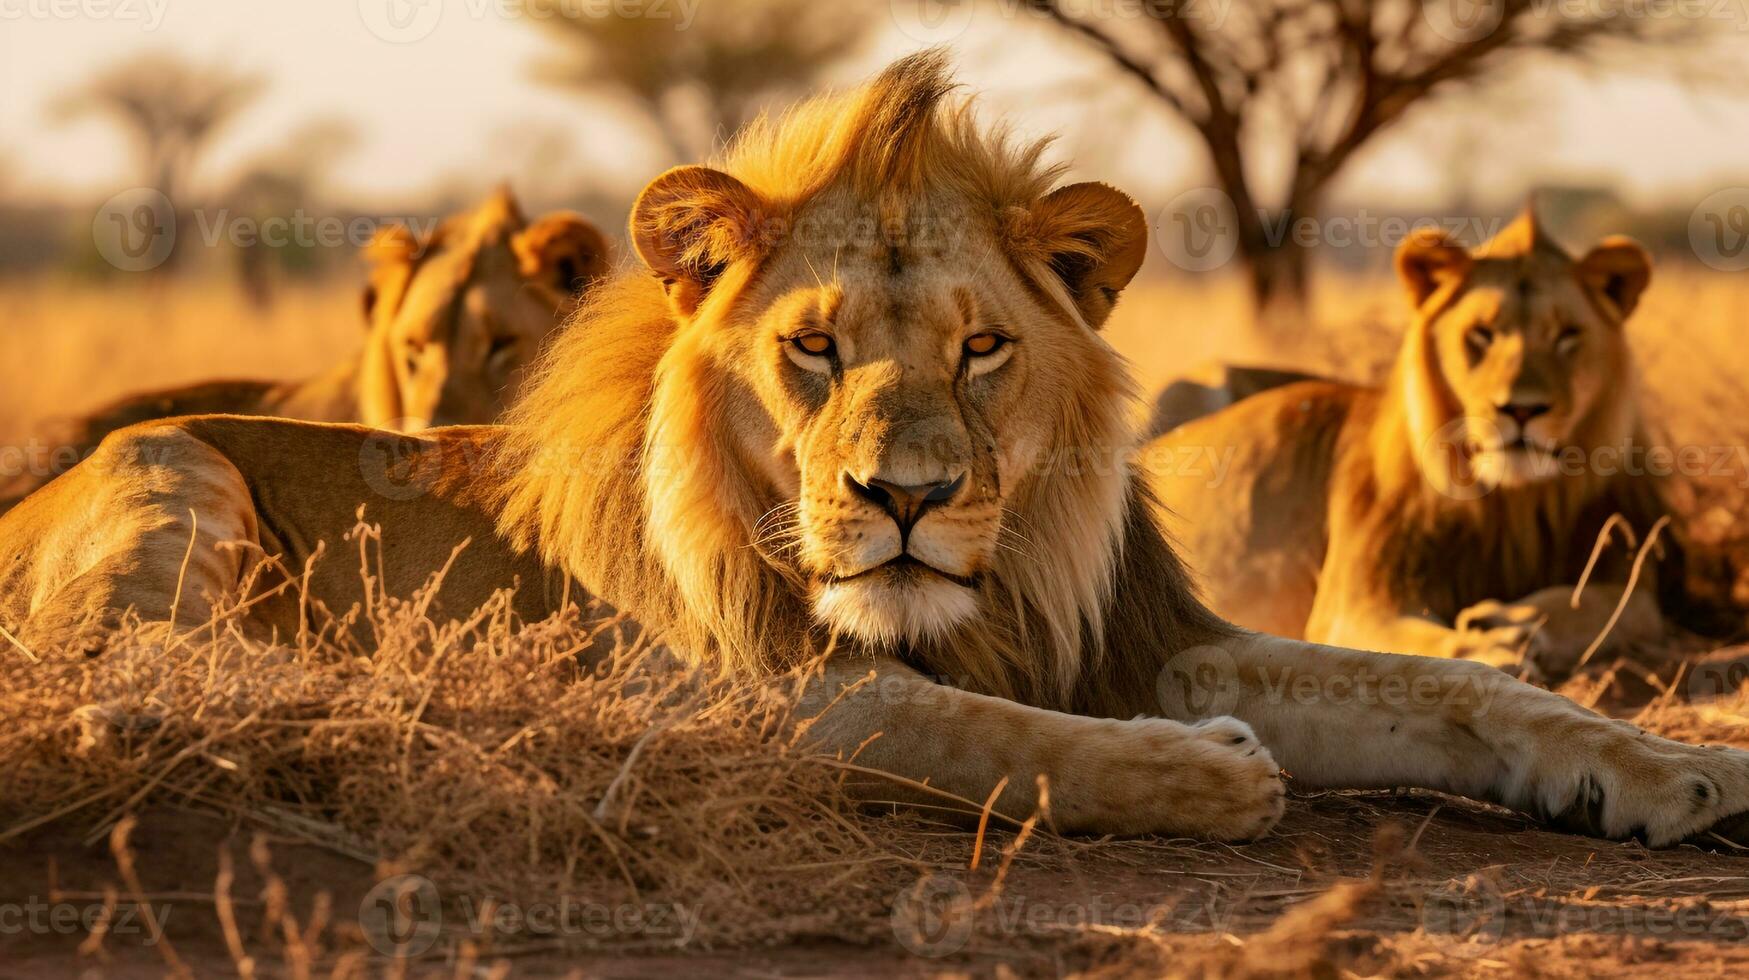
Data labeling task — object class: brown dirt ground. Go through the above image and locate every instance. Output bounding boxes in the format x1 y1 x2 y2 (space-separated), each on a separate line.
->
9 682 1749 978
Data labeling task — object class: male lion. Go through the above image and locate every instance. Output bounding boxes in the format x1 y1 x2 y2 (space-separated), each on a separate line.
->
4 54 1749 847
0 189 608 510
1145 211 1676 681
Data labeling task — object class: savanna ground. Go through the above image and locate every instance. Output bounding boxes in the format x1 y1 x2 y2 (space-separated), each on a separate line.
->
3 267 1749 978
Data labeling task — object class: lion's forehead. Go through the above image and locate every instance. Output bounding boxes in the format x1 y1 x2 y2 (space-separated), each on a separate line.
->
1445 265 1603 340
753 257 1013 356
388 243 539 344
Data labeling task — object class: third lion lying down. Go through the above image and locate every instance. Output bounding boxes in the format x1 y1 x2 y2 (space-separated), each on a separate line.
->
1145 210 1689 683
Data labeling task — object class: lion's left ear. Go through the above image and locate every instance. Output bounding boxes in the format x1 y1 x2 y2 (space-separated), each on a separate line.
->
512 212 612 302
630 165 769 317
1014 182 1150 330
1577 236 1652 321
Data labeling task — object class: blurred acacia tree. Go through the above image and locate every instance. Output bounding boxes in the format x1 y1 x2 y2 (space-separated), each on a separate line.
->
1026 0 1719 330
54 52 263 212
520 0 873 163
228 118 360 305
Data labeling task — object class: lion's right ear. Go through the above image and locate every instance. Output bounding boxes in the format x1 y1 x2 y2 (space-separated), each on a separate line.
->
1394 229 1473 309
1577 235 1652 321
630 166 768 317
361 224 422 325
512 212 612 301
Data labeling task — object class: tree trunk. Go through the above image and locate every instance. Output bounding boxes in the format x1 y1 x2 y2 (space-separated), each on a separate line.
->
1242 169 1332 336
1242 237 1313 334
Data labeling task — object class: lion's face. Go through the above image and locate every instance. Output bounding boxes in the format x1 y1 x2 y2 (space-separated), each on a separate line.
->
1395 217 1650 490
362 197 609 431
633 173 1147 646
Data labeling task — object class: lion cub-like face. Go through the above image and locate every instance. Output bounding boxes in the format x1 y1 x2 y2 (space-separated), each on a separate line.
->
632 172 1148 645
1395 215 1650 489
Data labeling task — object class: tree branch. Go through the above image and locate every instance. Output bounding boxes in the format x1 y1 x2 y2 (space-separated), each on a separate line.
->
1021 0 1197 122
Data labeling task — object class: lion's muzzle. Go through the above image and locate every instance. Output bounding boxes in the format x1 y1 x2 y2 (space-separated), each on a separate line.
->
843 471 966 539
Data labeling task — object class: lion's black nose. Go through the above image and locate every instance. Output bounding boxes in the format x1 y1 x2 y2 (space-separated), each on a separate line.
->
1500 402 1551 427
846 472 966 534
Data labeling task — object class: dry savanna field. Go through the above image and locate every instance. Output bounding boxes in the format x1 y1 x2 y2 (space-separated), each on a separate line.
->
2 263 1749 979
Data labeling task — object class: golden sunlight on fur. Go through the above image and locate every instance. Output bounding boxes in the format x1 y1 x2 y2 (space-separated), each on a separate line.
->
498 49 1160 705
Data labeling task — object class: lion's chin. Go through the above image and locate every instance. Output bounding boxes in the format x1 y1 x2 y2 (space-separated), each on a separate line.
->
814 573 978 646
1476 444 1563 488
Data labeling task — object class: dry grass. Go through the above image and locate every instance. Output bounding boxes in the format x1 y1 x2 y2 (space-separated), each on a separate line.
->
0 528 935 966
2 269 1749 976
0 277 360 442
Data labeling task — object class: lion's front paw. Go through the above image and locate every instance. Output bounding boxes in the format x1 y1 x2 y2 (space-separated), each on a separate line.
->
1189 717 1288 841
1054 716 1284 840
1543 738 1749 848
1664 744 1749 848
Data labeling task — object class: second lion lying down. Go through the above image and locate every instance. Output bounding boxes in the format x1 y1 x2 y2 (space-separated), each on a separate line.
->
0 190 608 512
5 54 1749 847
1146 212 1683 682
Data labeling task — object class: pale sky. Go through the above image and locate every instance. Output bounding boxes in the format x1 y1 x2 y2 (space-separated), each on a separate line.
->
4 0 1748 211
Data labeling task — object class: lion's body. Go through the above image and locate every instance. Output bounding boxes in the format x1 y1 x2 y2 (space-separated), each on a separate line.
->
1147 215 1673 678
0 191 607 513
5 55 1749 848
1142 379 1351 639
0 418 556 652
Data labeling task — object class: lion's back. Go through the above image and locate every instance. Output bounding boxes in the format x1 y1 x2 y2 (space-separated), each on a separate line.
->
0 379 298 513
1140 380 1368 637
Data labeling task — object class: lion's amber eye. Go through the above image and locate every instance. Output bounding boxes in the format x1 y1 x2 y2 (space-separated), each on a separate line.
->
964 333 1008 357
1555 327 1582 355
790 332 835 358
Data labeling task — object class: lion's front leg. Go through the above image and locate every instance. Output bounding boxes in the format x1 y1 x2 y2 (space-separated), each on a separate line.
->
796 656 1285 840
1172 633 1749 847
